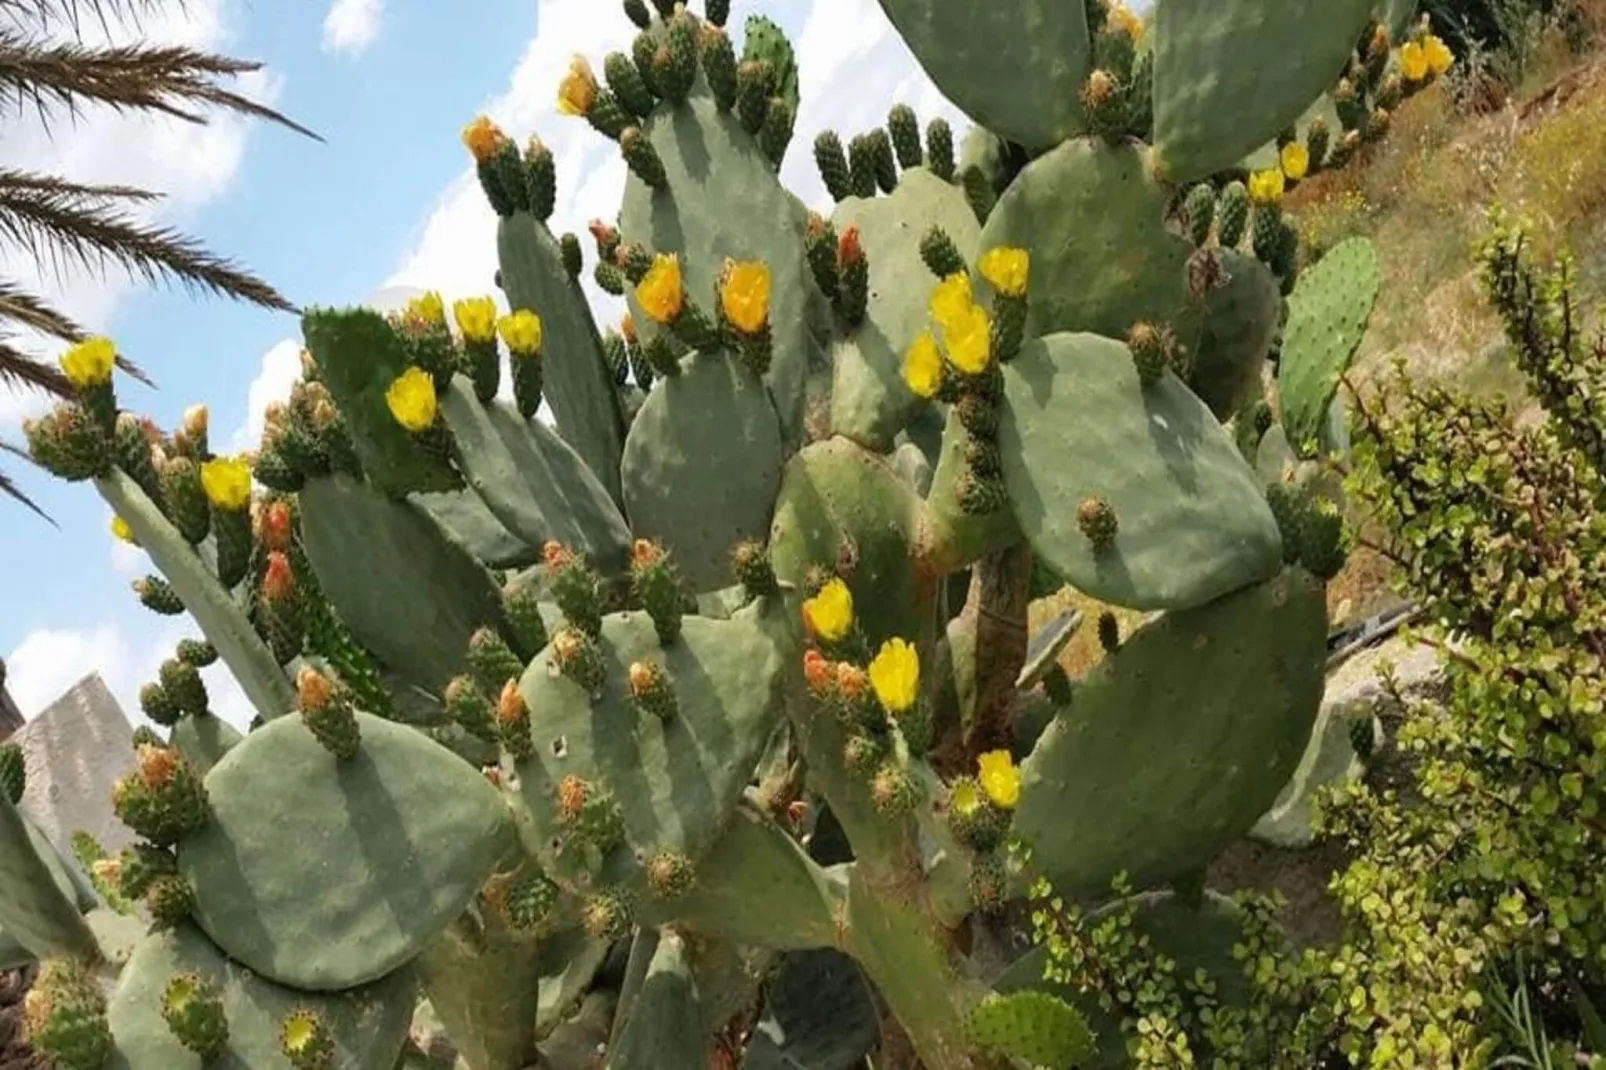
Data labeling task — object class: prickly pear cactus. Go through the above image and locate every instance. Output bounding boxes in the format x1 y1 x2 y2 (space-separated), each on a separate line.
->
9 1 1442 1067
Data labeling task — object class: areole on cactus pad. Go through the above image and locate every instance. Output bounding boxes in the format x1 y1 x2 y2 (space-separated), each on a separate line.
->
5 0 1428 1066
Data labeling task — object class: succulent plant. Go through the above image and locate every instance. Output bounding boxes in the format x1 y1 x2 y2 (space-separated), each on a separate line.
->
4 1 1439 1067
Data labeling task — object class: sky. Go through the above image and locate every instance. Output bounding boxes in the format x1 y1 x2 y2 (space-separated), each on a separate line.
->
0 0 978 728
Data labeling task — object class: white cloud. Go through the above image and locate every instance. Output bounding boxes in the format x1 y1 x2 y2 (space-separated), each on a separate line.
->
231 338 304 450
6 616 254 731
322 0 385 57
0 0 287 436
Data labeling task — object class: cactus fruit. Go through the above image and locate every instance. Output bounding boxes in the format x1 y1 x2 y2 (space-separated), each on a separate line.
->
13 4 1380 1067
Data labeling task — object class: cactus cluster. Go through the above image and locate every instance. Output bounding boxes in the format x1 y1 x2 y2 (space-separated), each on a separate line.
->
5 1 1433 1067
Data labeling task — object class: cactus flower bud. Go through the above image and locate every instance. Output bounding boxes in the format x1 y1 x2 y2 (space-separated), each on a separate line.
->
803 649 834 698
946 776 1010 852
161 972 228 1058
60 336 116 389
837 225 863 268
1076 496 1119 551
976 750 1021 810
495 680 534 761
557 774 589 821
731 539 778 596
1280 141 1310 182
1247 168 1285 207
581 892 632 941
871 764 920 815
262 551 295 603
645 851 695 898
551 626 605 692
111 514 136 544
628 660 678 722
115 746 209 845
199 455 252 513
258 498 293 551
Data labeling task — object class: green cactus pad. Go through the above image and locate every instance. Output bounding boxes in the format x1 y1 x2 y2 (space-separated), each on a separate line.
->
176 712 515 990
978 139 1199 342
1240 94 1341 174
998 332 1283 612
620 353 784 594
534 928 613 1037
1277 237 1380 451
440 378 633 575
648 802 837 949
1190 250 1283 421
741 14 800 116
497 214 627 503
98 470 296 723
417 913 544 1070
875 0 1090 149
300 474 511 697
618 82 815 447
742 949 877 1070
1014 568 1327 898
301 308 462 497
513 602 787 892
0 780 101 960
1386 0 1420 41
770 437 933 649
106 924 415 1070
168 714 242 777
412 489 538 570
964 991 1096 1069
1152 0 1375 183
828 169 980 451
608 930 707 1070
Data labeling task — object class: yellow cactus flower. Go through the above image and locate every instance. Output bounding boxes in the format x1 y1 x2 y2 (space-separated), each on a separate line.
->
720 260 771 334
902 331 944 399
454 296 499 343
950 778 982 817
1107 1 1145 42
636 253 685 324
1424 35 1454 77
1400 40 1429 82
110 515 135 544
944 302 993 375
385 366 438 433
977 750 1021 810
868 638 920 715
1280 141 1310 182
978 246 1030 299
557 54 599 117
1247 168 1285 206
60 337 116 389
929 273 974 334
200 456 253 512
405 291 446 327
461 115 505 163
498 310 544 356
802 578 854 644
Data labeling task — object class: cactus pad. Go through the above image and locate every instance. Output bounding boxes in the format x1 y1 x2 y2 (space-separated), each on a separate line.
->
1190 250 1283 420
300 474 511 697
412 489 537 570
439 378 633 575
106 924 415 1070
648 803 837 949
964 991 1096 1069
169 714 242 777
497 213 627 502
999 332 1283 611
513 602 788 893
1014 567 1327 897
607 931 706 1070
828 169 981 450
979 139 1198 342
1152 0 1376 183
0 792 97 959
770 437 933 648
1277 237 1380 451
620 353 785 594
176 712 514 990
301 308 461 496
618 82 815 446
875 0 1090 149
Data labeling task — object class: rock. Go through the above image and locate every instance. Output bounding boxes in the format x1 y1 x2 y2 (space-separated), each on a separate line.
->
11 673 136 863
1251 635 1444 849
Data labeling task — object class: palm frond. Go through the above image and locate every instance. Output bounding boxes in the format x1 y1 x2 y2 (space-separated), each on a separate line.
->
0 32 322 140
0 0 174 37
0 333 69 393
0 435 53 521
0 277 152 385
0 169 298 312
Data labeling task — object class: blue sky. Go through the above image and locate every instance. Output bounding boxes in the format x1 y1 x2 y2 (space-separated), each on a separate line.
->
0 0 977 725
